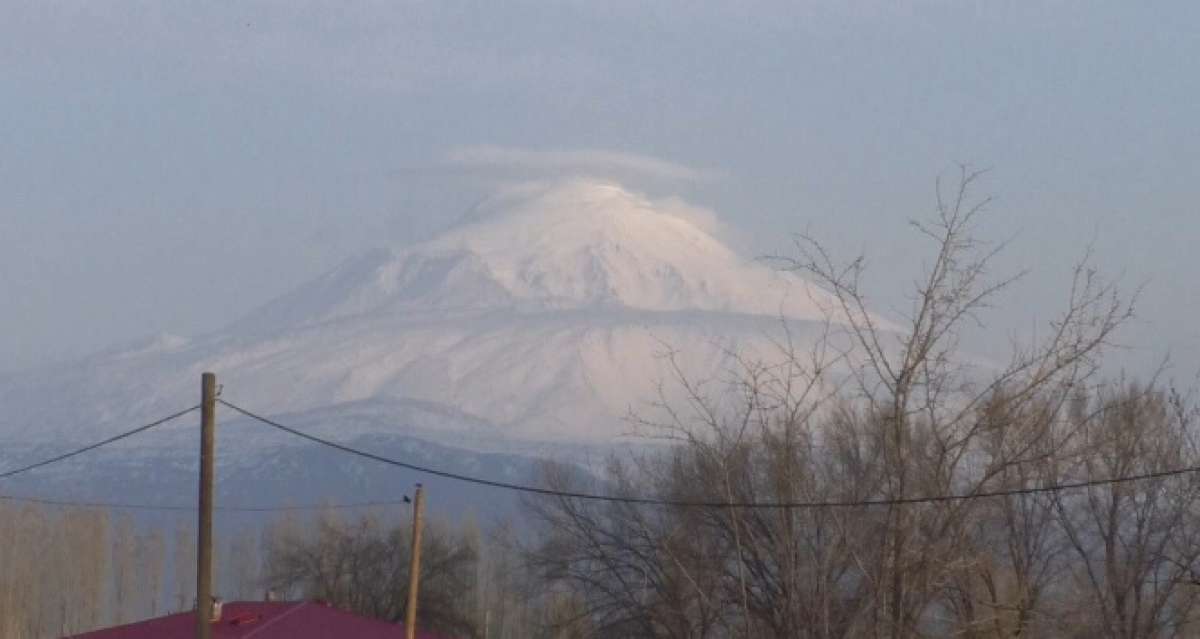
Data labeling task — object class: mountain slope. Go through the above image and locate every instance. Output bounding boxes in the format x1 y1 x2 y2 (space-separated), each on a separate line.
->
0 179 861 446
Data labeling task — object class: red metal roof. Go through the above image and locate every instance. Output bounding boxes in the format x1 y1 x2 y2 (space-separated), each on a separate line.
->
69 601 450 639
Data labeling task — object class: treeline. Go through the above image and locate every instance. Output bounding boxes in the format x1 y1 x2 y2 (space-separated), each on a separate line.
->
526 381 1200 638
0 503 542 639
519 172 1200 638
0 505 246 637
0 507 173 637
255 511 533 638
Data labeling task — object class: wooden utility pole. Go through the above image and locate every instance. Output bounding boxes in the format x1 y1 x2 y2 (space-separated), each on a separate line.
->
405 483 425 639
196 372 217 639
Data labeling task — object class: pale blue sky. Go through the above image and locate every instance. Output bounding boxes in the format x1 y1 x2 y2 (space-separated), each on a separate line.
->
2 1 1197 377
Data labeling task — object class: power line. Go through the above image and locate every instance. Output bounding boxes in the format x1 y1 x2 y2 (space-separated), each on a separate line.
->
0 405 201 480
0 493 194 511
0 400 410 513
219 398 1200 509
218 499 413 513
0 492 413 513
6 396 1199 512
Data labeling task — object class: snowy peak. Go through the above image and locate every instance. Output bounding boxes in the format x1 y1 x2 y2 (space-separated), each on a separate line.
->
430 180 736 308
1 179 884 445
237 180 835 332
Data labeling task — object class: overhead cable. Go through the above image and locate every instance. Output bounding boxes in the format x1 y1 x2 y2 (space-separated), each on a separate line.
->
7 397 1199 512
0 404 201 480
219 398 1200 509
0 492 412 513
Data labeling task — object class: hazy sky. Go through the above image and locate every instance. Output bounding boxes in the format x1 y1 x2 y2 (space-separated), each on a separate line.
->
2 1 1197 377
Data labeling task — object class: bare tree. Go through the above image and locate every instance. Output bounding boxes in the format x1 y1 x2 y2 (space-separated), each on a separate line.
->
0 503 115 638
222 526 261 601
527 458 730 639
526 169 1144 639
1048 384 1200 638
172 522 196 614
137 527 166 619
261 509 480 637
764 168 1129 638
109 514 138 625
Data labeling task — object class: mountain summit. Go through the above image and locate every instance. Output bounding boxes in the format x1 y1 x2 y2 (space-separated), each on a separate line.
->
235 180 834 333
2 180 852 445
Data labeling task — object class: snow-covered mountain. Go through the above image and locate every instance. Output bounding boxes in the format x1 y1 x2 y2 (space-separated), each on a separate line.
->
233 180 833 330
0 179 857 450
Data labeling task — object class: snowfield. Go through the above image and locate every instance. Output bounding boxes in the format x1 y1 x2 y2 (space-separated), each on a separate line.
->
0 179 866 449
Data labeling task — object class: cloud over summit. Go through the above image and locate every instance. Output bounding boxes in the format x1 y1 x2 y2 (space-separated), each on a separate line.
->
442 145 713 184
